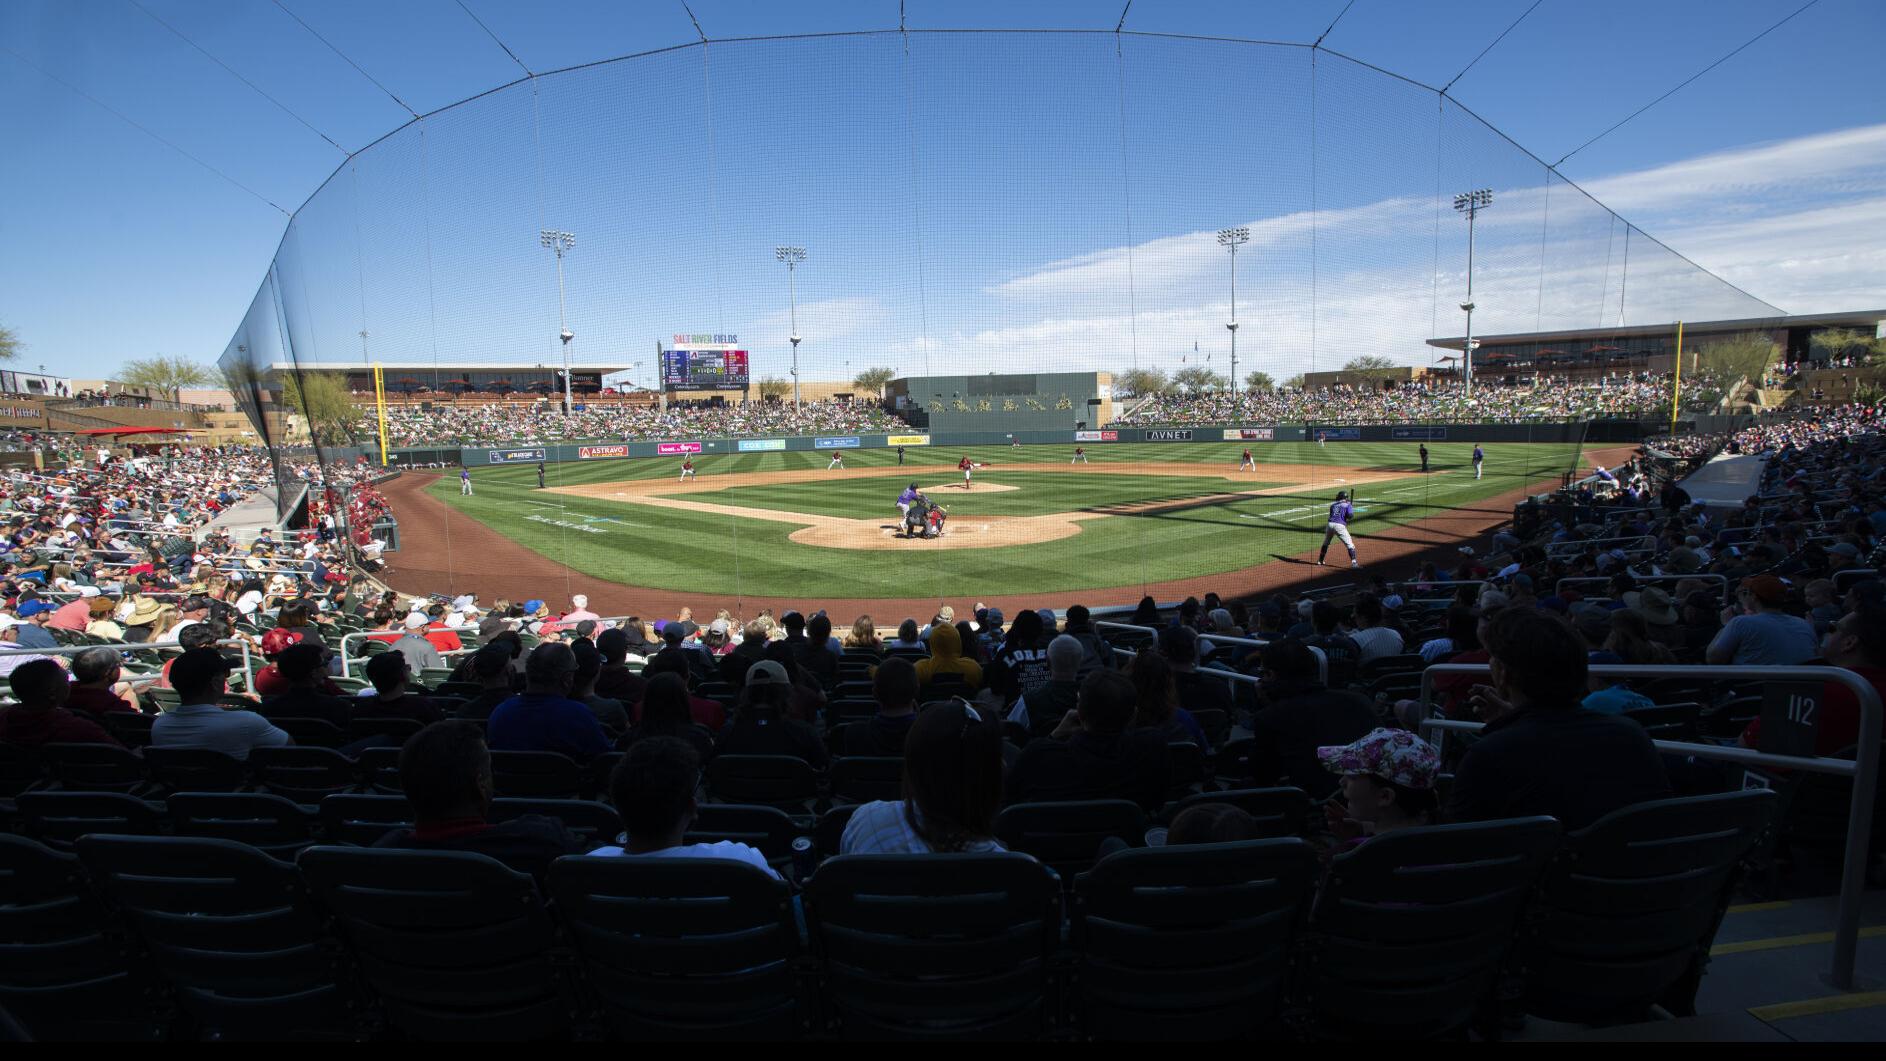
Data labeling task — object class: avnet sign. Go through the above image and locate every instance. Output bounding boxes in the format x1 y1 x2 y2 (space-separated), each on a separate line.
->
487 448 545 463
1144 429 1194 442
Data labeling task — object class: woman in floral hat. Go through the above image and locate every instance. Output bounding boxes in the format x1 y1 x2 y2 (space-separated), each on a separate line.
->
1319 727 1441 859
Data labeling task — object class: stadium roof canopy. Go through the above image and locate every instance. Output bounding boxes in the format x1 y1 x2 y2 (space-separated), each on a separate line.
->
1429 309 1885 350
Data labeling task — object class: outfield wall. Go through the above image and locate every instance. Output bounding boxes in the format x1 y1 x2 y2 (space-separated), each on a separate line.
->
434 419 1655 467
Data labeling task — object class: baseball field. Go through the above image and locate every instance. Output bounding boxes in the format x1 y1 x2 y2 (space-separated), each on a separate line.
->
409 440 1595 603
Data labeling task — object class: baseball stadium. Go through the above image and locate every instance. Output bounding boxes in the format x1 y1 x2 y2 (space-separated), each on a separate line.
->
7 0 1886 1045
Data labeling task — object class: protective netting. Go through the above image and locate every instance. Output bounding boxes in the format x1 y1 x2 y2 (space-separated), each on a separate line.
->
219 31 1780 613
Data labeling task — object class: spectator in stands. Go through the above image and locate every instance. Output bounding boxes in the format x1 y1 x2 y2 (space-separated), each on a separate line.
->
151 647 290 760
718 620 771 688
84 596 125 641
843 614 881 650
13 599 58 650
1418 606 1479 664
1060 604 1113 677
251 627 301 697
358 652 444 727
1448 608 1671 830
0 658 119 747
561 593 600 626
373 721 591 879
66 646 139 715
589 737 780 877
1128 596 1160 627
569 637 629 734
1347 595 1404 663
842 699 1006 855
258 643 352 729
1155 624 1234 718
623 672 715 762
1245 638 1379 799
486 642 612 762
1679 591 1722 658
1165 802 1264 846
1006 635 1085 734
1741 605 1886 757
888 618 925 652
1708 574 1819 665
1010 669 1169 811
1805 579 1843 635
452 643 518 722
759 640 828 723
1319 728 1441 855
389 611 446 674
637 651 728 731
45 590 94 632
800 613 840 685
914 620 981 690
593 628 647 705
714 659 828 767
837 655 919 757
989 608 1051 704
1125 648 1211 747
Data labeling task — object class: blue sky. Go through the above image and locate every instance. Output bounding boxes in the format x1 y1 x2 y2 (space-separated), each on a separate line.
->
2 0 1881 387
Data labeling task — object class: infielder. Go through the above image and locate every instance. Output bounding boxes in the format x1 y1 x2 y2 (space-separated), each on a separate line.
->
1317 490 1360 569
678 457 695 482
1317 430 1328 448
460 468 473 496
1472 444 1484 480
828 451 846 470
1239 448 1256 471
1072 446 1088 464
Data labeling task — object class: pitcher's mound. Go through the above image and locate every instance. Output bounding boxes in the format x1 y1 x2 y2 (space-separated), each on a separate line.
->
789 513 1082 550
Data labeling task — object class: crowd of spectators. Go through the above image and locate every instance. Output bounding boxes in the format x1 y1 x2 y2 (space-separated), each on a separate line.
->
1111 373 1720 426
361 397 906 446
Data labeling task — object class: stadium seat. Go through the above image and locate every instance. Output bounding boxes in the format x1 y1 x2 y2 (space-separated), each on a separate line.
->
249 746 360 803
317 793 413 847
1166 742 1208 797
142 746 248 793
549 855 805 1039
296 846 571 1041
16 790 162 850
1157 787 1310 836
0 834 163 1041
814 803 860 861
39 741 149 794
1623 702 1702 743
434 681 483 700
0 743 46 798
994 800 1149 879
267 716 348 748
1519 791 1777 1023
352 747 403 793
686 803 802 876
829 756 903 804
347 717 423 744
487 798 623 848
804 853 1061 1039
102 712 155 748
75 834 360 1039
487 750 582 799
704 755 821 812
1188 708 1231 749
166 792 319 859
1070 838 1318 1040
1304 816 1560 1039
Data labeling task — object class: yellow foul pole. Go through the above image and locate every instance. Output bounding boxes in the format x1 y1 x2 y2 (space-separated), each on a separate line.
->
1669 320 1684 435
372 363 389 466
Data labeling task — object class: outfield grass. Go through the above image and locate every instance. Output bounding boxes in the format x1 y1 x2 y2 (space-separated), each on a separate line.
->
423 441 1585 598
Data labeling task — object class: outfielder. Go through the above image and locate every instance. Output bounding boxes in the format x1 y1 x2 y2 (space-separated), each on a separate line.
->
678 457 695 482
1071 446 1088 464
1317 490 1360 569
1239 448 1256 471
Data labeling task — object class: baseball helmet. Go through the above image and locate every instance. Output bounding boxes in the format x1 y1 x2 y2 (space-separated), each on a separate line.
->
1336 490 1349 500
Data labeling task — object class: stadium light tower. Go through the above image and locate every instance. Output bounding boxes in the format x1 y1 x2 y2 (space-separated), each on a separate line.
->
1216 227 1250 392
540 229 577 416
1453 189 1492 399
775 246 807 409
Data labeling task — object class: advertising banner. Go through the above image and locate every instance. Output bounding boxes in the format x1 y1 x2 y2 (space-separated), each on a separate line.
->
1221 428 1275 441
737 438 786 452
1144 429 1194 442
655 441 703 455
487 448 545 464
1074 430 1119 442
1391 427 1448 441
814 436 862 449
1314 427 1362 442
886 434 931 446
577 444 630 459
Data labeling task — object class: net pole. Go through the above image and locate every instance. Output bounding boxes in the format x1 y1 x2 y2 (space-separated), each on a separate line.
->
1669 320 1684 436
372 363 389 466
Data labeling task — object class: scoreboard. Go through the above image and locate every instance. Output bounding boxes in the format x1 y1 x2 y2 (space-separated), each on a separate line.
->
662 345 749 392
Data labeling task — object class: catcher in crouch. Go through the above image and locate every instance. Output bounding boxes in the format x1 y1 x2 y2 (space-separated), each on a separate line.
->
903 494 949 538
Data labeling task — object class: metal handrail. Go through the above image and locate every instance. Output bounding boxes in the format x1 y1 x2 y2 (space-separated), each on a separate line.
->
0 637 256 692
1097 621 1327 687
1417 662 1880 992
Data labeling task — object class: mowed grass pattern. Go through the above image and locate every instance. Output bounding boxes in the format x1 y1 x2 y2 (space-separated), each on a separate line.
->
425 441 1586 598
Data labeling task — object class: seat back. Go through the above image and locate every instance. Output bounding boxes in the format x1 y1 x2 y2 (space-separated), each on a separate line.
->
1071 839 1317 1039
549 855 803 1038
142 746 249 793
318 793 414 847
76 834 355 1038
488 798 623 849
102 712 155 748
487 750 582 799
347 716 423 743
830 756 903 804
1521 791 1777 1022
0 834 162 1041
16 790 162 850
1166 742 1207 797
39 741 147 793
805 853 1060 1039
296 846 569 1041
1308 816 1561 1038
166 792 318 859
1159 787 1310 837
1623 702 1701 743
686 804 801 872
0 742 46 797
250 745 360 803
353 747 403 793
994 800 1147 878
704 755 819 809
268 716 348 748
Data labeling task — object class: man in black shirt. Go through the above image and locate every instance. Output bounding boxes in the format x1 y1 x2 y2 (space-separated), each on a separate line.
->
838 656 918 757
1449 608 1671 830
1244 638 1377 798
801 614 840 686
357 652 444 727
375 720 590 881
258 643 353 729
1158 625 1235 717
1009 669 1169 811
594 627 648 705
714 660 829 767
455 643 520 721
